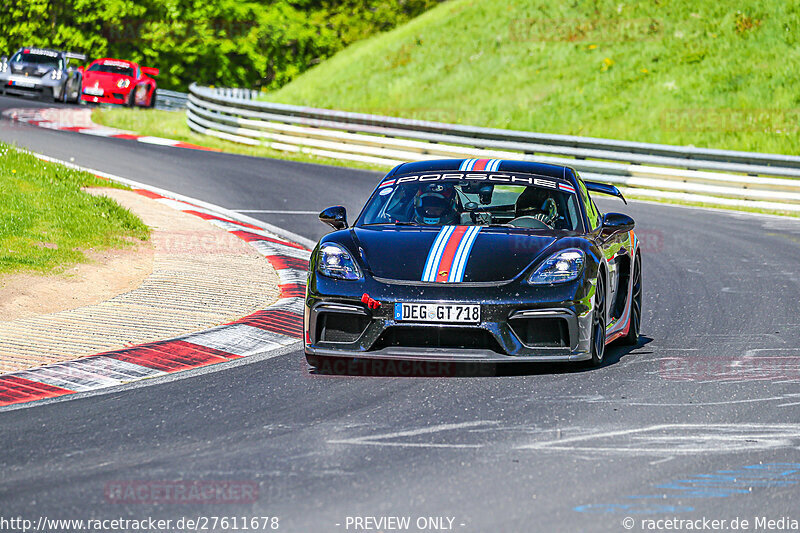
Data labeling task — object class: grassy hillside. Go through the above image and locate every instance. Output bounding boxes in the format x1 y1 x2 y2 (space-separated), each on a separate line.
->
268 0 800 155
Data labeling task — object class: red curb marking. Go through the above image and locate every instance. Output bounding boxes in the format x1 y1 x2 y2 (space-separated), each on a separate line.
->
265 255 309 271
11 108 222 153
0 376 75 407
133 189 164 199
279 283 306 299
0 165 310 407
105 340 240 373
182 210 263 231
174 142 220 152
230 230 305 250
231 310 303 338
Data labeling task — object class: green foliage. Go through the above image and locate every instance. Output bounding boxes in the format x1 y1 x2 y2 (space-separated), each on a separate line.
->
0 144 149 275
0 0 442 91
269 0 800 156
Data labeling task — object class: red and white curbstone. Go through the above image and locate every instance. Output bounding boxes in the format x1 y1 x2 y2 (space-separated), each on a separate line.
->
0 172 310 408
2 107 217 151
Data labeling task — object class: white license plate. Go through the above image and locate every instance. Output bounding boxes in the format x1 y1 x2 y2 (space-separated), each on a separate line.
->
84 87 104 96
10 79 36 88
394 303 480 323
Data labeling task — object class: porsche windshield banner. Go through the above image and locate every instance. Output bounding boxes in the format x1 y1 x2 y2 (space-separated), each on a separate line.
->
380 172 567 191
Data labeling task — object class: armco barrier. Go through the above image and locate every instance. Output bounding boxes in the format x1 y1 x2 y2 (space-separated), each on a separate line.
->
156 88 257 111
186 83 800 212
154 89 189 111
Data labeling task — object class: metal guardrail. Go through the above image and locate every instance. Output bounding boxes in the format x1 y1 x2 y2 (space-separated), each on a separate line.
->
155 89 188 111
186 83 800 212
156 87 256 111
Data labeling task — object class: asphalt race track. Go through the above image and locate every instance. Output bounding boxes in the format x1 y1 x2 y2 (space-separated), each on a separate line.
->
2 95 800 532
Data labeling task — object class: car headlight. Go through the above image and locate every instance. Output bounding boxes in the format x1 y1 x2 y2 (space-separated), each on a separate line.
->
317 243 362 280
527 248 585 284
117 79 130 89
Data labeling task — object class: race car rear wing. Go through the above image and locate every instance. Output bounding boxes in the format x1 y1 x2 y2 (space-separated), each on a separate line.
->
141 67 159 76
584 181 627 204
65 52 87 61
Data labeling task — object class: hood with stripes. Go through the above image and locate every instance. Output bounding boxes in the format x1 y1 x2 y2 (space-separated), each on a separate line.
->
351 225 559 283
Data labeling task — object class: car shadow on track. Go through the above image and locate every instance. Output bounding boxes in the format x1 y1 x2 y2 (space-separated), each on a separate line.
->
307 336 653 378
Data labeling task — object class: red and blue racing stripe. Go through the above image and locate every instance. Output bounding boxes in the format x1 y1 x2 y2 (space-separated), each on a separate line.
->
459 159 503 172
422 225 481 283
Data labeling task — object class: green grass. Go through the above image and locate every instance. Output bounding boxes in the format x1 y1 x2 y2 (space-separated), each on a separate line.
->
267 0 800 155
91 108 386 172
0 144 149 275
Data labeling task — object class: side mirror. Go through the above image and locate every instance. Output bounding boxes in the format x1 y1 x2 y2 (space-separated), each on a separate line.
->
319 206 348 230
601 212 635 234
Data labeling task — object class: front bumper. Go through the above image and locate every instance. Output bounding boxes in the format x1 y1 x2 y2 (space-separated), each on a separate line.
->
305 274 595 363
80 89 130 105
1 75 58 98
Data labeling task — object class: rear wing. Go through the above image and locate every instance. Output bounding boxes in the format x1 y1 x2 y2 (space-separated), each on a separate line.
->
65 52 86 61
584 181 627 204
141 66 159 76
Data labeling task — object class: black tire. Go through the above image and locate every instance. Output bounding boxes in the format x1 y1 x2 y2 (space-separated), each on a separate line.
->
586 272 607 367
148 88 157 108
619 253 642 346
126 90 135 107
70 75 82 103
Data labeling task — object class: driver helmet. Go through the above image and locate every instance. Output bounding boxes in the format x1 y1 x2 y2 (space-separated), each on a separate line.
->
413 183 459 225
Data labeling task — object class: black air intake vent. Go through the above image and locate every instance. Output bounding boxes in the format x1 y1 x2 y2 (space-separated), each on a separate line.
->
509 317 570 348
373 327 504 353
316 312 369 343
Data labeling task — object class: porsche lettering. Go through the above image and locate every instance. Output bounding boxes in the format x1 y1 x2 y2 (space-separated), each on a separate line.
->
390 172 559 189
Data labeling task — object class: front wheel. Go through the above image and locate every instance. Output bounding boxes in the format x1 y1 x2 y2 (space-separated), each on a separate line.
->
619 253 642 346
586 273 607 367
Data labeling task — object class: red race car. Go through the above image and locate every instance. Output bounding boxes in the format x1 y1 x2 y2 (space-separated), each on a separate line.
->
80 58 158 107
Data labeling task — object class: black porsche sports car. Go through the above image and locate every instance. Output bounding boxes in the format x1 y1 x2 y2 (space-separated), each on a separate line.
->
0 47 85 103
305 159 641 367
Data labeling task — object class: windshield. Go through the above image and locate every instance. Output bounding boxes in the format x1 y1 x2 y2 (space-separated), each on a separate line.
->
359 176 583 231
88 62 135 77
11 51 61 69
